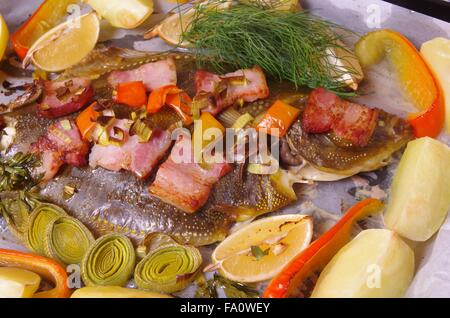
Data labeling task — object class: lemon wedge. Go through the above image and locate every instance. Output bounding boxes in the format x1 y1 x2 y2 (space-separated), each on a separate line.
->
24 12 100 72
0 14 8 60
86 0 154 29
144 0 232 47
212 214 313 283
0 267 41 298
144 7 197 47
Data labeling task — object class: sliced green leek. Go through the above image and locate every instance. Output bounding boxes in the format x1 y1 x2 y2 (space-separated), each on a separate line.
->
134 234 202 293
232 113 254 130
44 216 95 265
218 108 242 128
81 234 136 287
26 203 67 255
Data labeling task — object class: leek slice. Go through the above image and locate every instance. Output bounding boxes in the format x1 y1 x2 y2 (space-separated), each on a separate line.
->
26 203 67 255
134 234 202 293
81 234 136 287
44 216 95 265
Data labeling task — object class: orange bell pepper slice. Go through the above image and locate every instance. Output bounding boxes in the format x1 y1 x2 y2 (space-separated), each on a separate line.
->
76 102 100 141
263 198 383 298
0 248 71 298
355 29 444 138
11 0 78 60
114 81 148 109
147 85 193 124
256 100 300 137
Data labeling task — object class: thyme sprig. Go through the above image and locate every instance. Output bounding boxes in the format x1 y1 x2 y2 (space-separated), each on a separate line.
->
0 152 40 192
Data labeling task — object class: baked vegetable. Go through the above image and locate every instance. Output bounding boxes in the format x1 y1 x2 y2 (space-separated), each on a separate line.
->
134 234 202 293
0 267 41 298
81 234 136 286
355 29 444 138
0 248 71 298
264 198 383 298
311 229 414 298
71 286 172 298
384 137 450 241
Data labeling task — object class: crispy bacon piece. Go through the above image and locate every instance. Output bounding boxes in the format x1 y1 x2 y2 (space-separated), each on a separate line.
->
301 88 379 146
149 135 231 213
89 119 172 179
37 78 93 118
194 65 269 115
30 120 89 181
107 58 177 92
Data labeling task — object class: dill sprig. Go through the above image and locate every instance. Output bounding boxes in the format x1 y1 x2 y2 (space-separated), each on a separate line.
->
182 1 361 94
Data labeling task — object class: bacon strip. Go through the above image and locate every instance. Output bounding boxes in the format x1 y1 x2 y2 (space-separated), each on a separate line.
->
37 78 93 118
149 135 231 213
30 120 89 181
89 119 172 179
301 88 379 146
107 58 177 92
194 65 269 115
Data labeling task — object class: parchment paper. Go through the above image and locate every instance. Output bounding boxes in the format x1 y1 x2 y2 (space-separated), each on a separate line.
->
0 0 450 298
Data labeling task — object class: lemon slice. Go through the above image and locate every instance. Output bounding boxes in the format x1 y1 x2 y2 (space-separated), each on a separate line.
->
24 12 100 72
144 1 232 47
0 14 8 60
212 214 313 282
144 8 196 47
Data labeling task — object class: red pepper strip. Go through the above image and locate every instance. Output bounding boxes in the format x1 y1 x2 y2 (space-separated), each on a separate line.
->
166 92 193 125
114 81 148 109
76 102 100 141
408 88 445 138
147 85 193 124
0 248 71 298
355 29 444 138
11 0 78 60
256 100 300 137
263 198 383 298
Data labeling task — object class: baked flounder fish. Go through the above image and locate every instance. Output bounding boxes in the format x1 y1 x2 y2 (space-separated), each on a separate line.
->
1 48 413 246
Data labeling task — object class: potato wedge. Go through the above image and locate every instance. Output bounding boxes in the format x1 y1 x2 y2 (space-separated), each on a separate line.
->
311 229 414 298
384 137 450 241
71 286 172 298
0 267 41 298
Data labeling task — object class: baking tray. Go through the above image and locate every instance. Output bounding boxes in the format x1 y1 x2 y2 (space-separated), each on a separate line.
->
0 0 450 297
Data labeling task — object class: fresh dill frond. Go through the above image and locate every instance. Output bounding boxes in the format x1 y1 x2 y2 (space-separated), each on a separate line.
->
182 1 361 94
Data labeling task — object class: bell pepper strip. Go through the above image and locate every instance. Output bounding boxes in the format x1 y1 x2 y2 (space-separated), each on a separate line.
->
166 92 193 125
0 248 71 298
263 198 383 298
114 81 148 109
193 112 225 150
256 100 300 137
11 0 78 60
76 102 100 141
147 85 193 124
355 29 444 138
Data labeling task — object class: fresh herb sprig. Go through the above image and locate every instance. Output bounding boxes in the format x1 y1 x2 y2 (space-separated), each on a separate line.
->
182 1 361 94
0 152 40 192
196 274 259 298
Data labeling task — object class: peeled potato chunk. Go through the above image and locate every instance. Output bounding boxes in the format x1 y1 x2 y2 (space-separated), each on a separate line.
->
0 267 41 298
384 137 450 241
71 286 172 298
311 229 414 298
